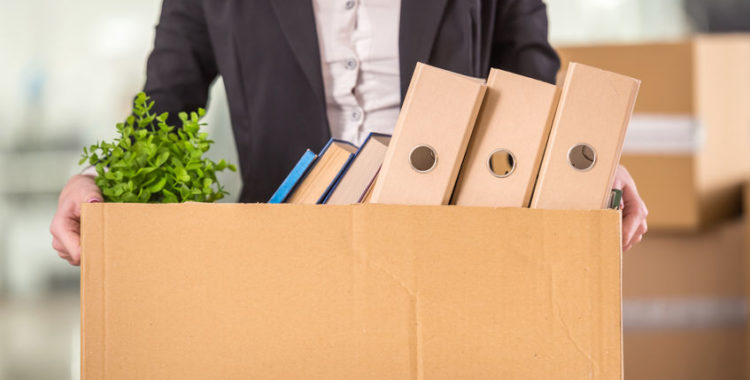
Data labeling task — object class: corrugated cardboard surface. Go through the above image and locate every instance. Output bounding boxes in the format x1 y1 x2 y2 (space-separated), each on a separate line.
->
81 203 622 379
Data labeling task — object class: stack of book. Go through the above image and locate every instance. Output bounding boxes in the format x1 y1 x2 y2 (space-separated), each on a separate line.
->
270 62 640 209
268 133 391 205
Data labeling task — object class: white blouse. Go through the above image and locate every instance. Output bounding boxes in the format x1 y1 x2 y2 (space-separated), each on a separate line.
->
311 0 402 147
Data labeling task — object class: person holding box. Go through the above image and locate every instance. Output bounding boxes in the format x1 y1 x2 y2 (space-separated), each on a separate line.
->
50 0 648 265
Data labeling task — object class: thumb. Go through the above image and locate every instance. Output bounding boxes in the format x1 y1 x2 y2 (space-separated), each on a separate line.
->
85 193 104 203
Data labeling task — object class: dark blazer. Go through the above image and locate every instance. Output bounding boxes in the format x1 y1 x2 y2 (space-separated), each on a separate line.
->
144 0 560 202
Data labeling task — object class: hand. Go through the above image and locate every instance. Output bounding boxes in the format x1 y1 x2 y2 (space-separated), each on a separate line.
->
50 174 103 266
613 165 648 251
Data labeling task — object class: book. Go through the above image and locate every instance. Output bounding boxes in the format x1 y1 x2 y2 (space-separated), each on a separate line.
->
530 63 640 209
370 63 487 205
268 149 317 203
452 68 559 207
286 139 358 204
324 133 391 205
360 176 378 204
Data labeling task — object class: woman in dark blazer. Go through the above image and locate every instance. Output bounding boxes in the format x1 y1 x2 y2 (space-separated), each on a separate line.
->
51 0 648 265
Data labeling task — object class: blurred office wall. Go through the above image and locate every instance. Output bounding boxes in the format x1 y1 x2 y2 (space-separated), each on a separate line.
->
548 0 692 44
0 1 239 379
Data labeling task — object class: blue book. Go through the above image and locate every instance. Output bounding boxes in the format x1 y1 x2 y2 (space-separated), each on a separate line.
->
268 149 317 203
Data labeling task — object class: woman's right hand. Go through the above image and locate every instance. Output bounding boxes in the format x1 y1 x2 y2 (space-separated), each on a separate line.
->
50 174 103 266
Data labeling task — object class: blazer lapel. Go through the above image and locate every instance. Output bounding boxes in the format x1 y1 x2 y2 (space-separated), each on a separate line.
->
269 0 326 105
398 0 451 100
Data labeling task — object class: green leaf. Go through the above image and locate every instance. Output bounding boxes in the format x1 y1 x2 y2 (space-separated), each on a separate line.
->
185 162 201 171
138 189 151 202
154 151 169 167
121 192 138 203
162 189 178 203
148 177 167 193
216 159 227 171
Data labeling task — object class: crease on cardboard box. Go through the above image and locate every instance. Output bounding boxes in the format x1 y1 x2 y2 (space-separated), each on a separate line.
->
544 214 598 375
349 205 422 379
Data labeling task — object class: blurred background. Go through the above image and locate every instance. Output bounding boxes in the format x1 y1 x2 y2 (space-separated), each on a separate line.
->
1 0 749 379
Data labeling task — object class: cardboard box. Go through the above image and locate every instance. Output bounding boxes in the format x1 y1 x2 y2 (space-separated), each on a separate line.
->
745 185 750 379
557 35 750 231
624 218 745 299
81 203 622 379
625 328 746 380
620 218 746 379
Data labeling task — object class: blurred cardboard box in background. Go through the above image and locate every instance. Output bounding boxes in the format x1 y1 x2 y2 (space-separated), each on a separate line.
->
558 35 750 231
623 217 746 379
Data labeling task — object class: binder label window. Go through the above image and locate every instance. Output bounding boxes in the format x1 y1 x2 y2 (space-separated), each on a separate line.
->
409 145 437 173
487 149 516 178
567 143 597 171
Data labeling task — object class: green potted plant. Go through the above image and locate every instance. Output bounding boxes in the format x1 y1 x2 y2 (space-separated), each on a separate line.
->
80 92 236 203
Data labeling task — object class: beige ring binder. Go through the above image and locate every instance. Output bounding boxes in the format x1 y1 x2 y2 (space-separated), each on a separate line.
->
371 63 487 205
531 63 640 210
452 69 559 207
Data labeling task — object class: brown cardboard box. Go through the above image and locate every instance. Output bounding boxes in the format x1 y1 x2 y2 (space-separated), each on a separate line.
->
621 218 746 379
745 185 750 379
557 35 750 231
625 328 746 380
81 203 622 379
624 218 745 299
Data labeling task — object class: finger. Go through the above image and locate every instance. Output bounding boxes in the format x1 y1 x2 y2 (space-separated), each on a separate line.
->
627 235 642 252
52 209 82 265
642 217 648 232
621 210 641 250
57 250 72 262
83 191 103 204
633 234 643 245
625 222 648 252
637 220 648 236
623 237 633 252
619 172 647 248
52 237 66 253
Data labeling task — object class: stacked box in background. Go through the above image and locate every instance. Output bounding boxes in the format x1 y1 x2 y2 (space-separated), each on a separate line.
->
623 219 746 380
559 35 750 231
559 35 750 380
